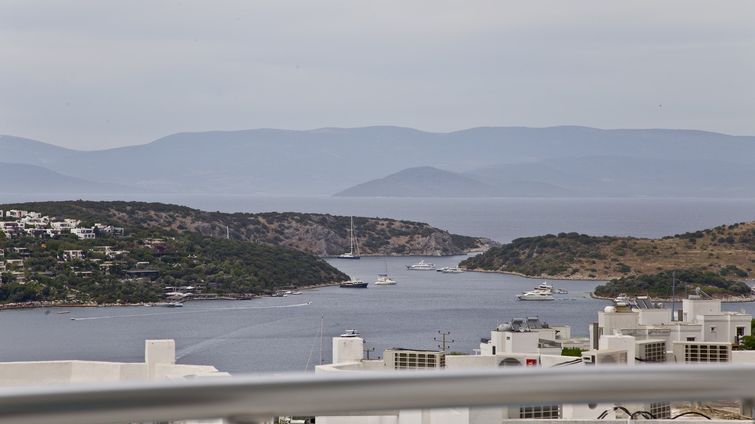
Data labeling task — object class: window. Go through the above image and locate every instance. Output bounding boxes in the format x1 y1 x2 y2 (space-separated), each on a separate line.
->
686 337 695 341
710 326 717 333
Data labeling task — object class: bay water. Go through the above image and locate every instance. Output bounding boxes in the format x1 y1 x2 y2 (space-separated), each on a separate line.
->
0 196 753 373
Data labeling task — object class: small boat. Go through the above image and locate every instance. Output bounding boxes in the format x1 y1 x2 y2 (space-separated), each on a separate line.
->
340 279 368 288
438 266 464 274
340 329 361 337
165 302 184 307
291 291 303 295
336 217 361 259
555 288 568 294
271 291 285 297
407 260 435 271
517 290 555 301
374 274 397 285
56 311 71 315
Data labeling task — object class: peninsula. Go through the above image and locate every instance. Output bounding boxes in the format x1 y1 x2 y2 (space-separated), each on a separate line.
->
460 222 755 280
0 201 493 305
0 201 493 257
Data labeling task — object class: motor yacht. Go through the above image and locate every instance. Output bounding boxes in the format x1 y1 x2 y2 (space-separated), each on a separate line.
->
406 260 435 271
339 279 368 288
516 290 555 301
438 266 464 274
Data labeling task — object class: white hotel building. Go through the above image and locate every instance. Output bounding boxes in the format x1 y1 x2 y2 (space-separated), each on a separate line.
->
315 295 754 424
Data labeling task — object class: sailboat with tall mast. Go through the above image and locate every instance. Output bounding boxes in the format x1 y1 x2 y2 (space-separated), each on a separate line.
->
337 216 361 259
374 259 397 285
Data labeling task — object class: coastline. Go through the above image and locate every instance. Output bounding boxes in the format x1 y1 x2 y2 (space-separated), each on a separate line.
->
0 280 342 311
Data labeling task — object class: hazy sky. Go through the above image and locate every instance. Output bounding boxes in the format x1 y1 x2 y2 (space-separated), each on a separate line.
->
2 1 754 150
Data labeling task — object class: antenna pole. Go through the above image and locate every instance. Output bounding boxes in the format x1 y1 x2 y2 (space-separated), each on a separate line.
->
364 346 375 360
671 270 676 321
434 330 454 353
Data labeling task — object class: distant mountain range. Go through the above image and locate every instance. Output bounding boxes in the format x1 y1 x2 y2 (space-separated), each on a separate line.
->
2 126 755 197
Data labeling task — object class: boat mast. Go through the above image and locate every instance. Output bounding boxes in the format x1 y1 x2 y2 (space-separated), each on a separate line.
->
319 314 324 365
349 216 359 256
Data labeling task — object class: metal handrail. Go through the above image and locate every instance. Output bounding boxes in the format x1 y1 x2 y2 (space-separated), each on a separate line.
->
0 364 754 424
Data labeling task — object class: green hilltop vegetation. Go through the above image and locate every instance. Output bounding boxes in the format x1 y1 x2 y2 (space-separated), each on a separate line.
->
593 270 752 299
0 201 491 256
460 222 755 281
0 204 354 304
0 231 348 304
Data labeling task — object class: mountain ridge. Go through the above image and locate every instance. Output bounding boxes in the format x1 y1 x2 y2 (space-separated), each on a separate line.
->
3 126 755 196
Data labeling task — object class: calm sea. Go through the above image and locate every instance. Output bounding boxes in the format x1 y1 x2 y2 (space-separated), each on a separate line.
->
0 196 754 373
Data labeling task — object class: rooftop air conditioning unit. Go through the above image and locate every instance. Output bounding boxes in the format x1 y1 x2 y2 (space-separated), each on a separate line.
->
635 340 667 364
496 354 539 367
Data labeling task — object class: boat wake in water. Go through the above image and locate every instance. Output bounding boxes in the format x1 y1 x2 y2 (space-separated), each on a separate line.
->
176 319 321 361
69 302 313 321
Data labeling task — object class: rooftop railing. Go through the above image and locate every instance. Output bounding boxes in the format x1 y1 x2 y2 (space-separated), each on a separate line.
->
0 364 754 424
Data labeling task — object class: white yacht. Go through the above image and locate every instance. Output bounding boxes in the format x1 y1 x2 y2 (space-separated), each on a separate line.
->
438 266 464 274
536 281 553 292
337 216 360 259
374 274 397 285
406 260 435 271
517 290 555 301
516 281 556 301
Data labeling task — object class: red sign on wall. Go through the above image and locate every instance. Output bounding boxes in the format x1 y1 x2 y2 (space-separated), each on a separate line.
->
525 358 538 366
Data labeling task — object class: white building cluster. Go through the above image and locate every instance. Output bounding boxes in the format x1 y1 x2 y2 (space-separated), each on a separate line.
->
316 295 754 424
0 209 124 240
0 209 127 284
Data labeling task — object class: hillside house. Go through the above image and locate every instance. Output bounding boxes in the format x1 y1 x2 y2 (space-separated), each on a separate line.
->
71 228 96 240
6 210 28 218
63 250 85 261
